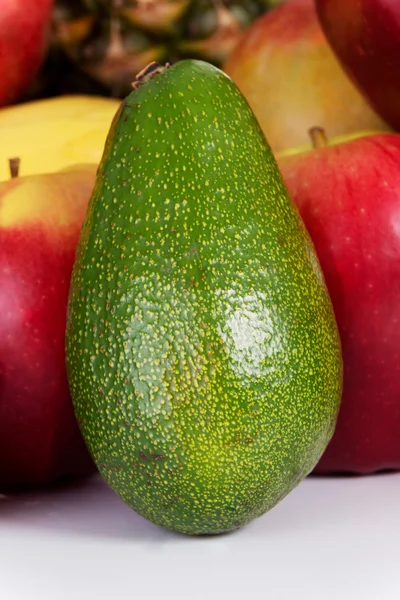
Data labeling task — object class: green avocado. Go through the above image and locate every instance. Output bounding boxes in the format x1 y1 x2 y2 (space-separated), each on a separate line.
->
66 59 342 535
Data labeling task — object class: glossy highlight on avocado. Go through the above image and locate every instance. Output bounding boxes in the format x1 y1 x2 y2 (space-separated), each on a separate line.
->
66 59 342 535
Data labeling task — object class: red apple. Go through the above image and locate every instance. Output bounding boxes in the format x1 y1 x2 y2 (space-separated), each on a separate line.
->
0 0 54 107
0 163 97 489
277 131 400 473
315 0 400 131
223 0 389 154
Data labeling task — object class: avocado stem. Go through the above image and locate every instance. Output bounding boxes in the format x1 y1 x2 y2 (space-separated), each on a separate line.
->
309 127 328 149
9 157 20 179
131 62 170 90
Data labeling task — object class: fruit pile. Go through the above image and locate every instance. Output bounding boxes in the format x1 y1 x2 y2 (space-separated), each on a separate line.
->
1 0 400 535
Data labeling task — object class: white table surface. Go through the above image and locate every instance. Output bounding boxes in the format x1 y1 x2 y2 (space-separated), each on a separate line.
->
1 471 399 600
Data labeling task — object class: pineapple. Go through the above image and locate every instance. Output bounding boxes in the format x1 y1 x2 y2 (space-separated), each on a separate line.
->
49 0 273 97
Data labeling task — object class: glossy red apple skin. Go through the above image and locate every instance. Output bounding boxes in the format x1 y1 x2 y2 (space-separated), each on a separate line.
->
315 0 400 131
0 0 54 107
223 0 389 154
0 166 97 489
277 133 400 473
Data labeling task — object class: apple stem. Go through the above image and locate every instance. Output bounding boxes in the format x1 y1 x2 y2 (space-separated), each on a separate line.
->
9 158 21 179
309 127 328 149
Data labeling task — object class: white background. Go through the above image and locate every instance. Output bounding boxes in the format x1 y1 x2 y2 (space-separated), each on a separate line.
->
1 472 399 600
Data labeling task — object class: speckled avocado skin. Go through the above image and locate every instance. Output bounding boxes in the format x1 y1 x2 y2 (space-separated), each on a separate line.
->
66 59 342 535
